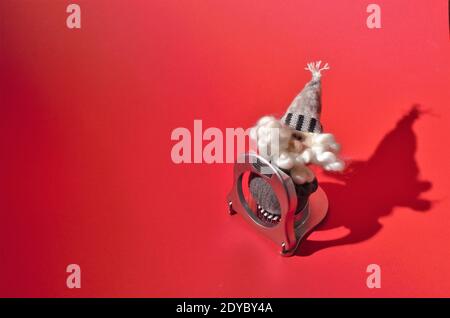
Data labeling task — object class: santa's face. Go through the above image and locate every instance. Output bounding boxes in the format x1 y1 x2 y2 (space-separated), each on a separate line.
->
251 116 345 184
287 130 313 154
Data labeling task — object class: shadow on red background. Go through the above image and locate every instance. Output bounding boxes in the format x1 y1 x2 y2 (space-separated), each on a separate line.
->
298 105 432 256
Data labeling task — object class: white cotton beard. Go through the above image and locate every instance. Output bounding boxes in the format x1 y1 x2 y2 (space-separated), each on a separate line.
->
250 116 345 184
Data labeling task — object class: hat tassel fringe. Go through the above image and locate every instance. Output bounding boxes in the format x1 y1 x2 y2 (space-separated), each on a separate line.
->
305 61 330 80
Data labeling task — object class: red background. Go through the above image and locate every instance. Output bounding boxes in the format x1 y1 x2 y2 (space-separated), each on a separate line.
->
1 0 449 297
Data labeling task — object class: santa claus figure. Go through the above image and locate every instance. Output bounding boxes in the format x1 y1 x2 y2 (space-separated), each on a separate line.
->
249 61 345 220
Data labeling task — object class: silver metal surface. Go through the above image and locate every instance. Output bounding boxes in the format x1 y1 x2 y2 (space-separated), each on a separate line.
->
227 152 328 256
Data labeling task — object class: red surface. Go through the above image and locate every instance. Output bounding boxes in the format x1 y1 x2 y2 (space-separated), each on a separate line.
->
1 0 449 297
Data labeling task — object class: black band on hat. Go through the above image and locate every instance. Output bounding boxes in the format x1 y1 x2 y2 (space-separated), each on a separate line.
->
285 113 293 126
296 115 304 131
282 112 322 133
308 118 317 132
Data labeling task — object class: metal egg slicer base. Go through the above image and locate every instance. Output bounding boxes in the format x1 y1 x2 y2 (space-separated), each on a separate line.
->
227 153 328 256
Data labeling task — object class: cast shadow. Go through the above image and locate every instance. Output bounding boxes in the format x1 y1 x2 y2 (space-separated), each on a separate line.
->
297 105 433 256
